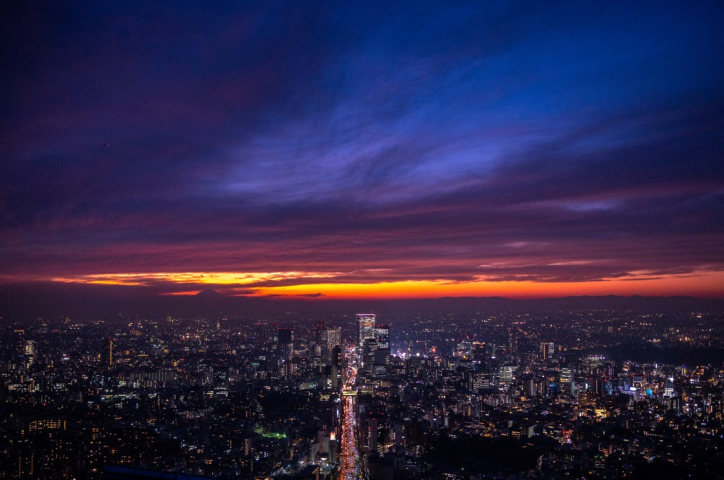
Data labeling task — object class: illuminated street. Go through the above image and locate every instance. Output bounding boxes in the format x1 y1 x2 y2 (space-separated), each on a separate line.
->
338 347 360 480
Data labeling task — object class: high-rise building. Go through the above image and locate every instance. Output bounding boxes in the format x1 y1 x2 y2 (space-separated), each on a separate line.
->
368 417 379 451
255 323 274 347
499 365 514 384
560 366 574 396
315 319 326 345
24 340 35 356
326 327 341 349
277 328 294 363
277 328 294 345
664 378 675 398
540 341 555 360
374 324 389 349
508 328 518 353
23 340 35 367
14 329 25 357
372 324 391 377
322 326 342 365
523 376 536 398
332 345 342 370
468 371 490 392
363 339 378 372
356 314 376 351
102 337 113 369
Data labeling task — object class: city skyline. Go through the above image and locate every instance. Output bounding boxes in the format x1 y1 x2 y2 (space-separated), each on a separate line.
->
2 2 724 300
3 306 724 479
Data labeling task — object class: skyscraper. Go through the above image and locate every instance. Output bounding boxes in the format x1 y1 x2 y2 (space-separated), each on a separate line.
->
277 328 294 363
14 329 24 357
277 328 294 345
560 365 574 396
23 340 35 367
372 324 391 377
322 326 342 365
356 314 376 351
315 319 326 345
254 322 274 347
326 327 341 349
374 324 389 349
362 338 378 372
540 341 555 361
102 337 113 369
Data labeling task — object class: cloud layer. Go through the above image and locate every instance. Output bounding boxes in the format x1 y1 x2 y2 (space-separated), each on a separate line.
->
1 2 724 297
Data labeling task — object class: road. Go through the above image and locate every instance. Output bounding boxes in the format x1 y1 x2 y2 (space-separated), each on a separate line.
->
338 347 360 479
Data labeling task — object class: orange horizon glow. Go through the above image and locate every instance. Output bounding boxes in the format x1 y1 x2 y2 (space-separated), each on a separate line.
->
247 274 724 299
27 269 724 299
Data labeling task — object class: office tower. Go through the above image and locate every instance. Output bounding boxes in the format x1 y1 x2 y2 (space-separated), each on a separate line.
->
368 418 379 451
540 341 555 360
332 345 342 370
315 319 326 345
23 340 35 367
14 329 25 357
523 376 536 398
560 366 573 395
508 328 518 353
356 314 376 351
363 338 378 372
213 365 230 391
277 328 294 365
277 328 294 345
468 370 489 392
499 365 514 384
23 340 35 356
255 322 274 347
374 324 389 349
593 378 605 395
326 327 341 349
373 324 391 377
323 326 342 365
102 337 113 369
664 378 675 397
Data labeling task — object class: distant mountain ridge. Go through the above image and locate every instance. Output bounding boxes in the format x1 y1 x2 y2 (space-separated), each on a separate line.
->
195 288 223 298
0 282 722 322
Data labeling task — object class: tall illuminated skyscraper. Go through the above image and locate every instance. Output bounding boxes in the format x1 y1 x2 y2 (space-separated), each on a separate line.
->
102 337 113 369
277 328 294 362
315 319 326 345
14 329 24 357
356 314 376 351
326 327 341 349
373 324 391 377
540 341 555 360
326 326 341 363
374 324 389 349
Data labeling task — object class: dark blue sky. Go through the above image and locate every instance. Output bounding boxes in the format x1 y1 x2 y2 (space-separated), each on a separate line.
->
2 2 723 298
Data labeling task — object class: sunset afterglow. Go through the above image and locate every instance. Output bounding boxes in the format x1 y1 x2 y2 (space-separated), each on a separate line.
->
2 3 723 301
39 270 724 299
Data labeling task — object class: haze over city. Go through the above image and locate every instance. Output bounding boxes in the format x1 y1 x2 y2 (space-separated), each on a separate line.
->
2 2 723 301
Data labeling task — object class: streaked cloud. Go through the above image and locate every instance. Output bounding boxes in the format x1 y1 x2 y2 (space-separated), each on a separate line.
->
1 2 723 298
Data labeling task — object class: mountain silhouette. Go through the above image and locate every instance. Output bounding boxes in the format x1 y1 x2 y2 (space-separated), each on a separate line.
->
195 289 224 298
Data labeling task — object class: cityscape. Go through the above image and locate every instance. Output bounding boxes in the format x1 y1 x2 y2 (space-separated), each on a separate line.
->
3 2 724 479
2 299 724 479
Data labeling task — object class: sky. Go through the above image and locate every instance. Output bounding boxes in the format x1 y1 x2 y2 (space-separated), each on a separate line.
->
1 2 724 299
